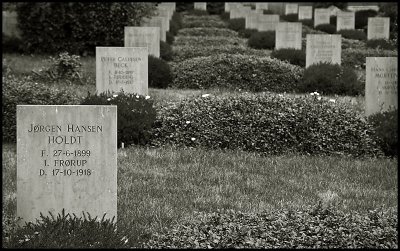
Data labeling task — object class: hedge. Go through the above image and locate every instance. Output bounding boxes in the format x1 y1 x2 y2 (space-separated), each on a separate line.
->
177 27 238 37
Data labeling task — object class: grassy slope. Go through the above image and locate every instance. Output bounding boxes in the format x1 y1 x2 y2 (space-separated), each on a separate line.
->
3 143 397 245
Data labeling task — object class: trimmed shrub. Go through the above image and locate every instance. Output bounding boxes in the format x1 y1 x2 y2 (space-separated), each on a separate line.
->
238 28 258 38
337 29 367 40
176 2 193 12
366 39 397 50
148 56 173 89
248 31 275 49
2 34 24 53
4 210 130 248
355 9 378 29
281 13 298 22
271 48 306 67
182 18 227 28
298 63 362 96
228 18 245 32
342 48 398 69
160 41 173 61
171 54 303 92
341 37 367 50
166 31 174 44
300 19 314 28
16 2 156 55
220 11 230 20
169 19 179 36
187 9 209 16
368 110 398 157
315 23 336 34
172 44 271 62
206 2 224 15
150 92 382 156
263 9 274 15
177 27 238 37
174 36 245 47
171 12 183 30
3 75 79 143
143 206 396 248
81 92 156 147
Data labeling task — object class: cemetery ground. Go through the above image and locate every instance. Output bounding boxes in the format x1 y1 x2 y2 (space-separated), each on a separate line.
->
2 4 398 248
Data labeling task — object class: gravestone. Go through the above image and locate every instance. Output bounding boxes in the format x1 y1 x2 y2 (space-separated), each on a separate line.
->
141 17 166 42
159 2 176 11
17 105 117 225
365 57 398 116
124 27 160 58
367 17 390 40
2 11 21 38
336 11 355 31
314 8 330 27
257 14 280 31
306 34 341 68
285 3 298 15
96 47 148 95
157 5 173 20
298 6 313 20
156 10 170 31
194 2 207 10
255 2 269 11
246 13 262 29
276 22 302 50
347 3 379 12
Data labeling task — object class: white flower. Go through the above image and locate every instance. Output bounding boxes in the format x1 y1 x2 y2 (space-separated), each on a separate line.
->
113 94 118 98
191 137 196 141
145 95 150 100
278 94 283 97
136 95 139 98
107 98 111 101
310 92 315 96
317 96 321 100
329 99 336 103
186 121 191 124
314 91 320 96
201 94 210 98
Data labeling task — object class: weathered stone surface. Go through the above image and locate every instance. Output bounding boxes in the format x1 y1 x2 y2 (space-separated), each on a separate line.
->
141 17 166 42
298 6 313 20
194 2 207 10
314 8 330 27
276 22 302 50
285 3 298 15
124 27 160 57
257 14 280 31
306 34 341 68
336 11 355 31
367 17 390 40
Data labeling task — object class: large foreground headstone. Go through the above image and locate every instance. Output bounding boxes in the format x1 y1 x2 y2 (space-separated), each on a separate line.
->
124 27 160 58
96 47 148 95
276 22 302 50
336 11 355 31
306 34 341 68
17 105 117 225
367 17 390 40
314 8 330 27
285 3 298 15
298 6 313 20
365 57 398 116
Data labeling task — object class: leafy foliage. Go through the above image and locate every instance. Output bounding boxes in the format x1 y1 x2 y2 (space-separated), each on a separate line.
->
271 48 306 67
227 18 245 32
368 110 398 157
238 28 258 38
248 31 275 49
150 93 382 157
355 9 378 29
174 36 245 47
166 31 175 45
148 56 173 89
16 2 156 55
300 19 314 27
342 48 398 70
206 2 224 15
315 23 336 34
298 63 363 96
80 92 156 147
177 27 238 37
281 13 298 22
171 54 303 92
366 39 397 50
182 15 227 28
337 29 367 40
2 74 79 143
4 210 130 248
2 34 24 53
160 40 173 61
220 11 230 20
143 205 397 248
187 9 209 16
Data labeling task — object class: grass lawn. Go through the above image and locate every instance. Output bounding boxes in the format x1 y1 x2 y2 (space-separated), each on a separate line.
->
3 143 397 246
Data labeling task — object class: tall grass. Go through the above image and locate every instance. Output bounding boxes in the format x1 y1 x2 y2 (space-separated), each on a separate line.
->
2 143 397 245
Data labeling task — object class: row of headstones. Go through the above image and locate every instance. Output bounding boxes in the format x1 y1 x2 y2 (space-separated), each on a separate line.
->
226 2 390 40
14 2 397 226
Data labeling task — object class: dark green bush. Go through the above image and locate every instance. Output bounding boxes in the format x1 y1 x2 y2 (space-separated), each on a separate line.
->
4 210 130 248
187 9 209 16
298 63 362 96
160 41 173 61
3 75 79 143
355 9 378 29
337 29 367 40
206 2 224 15
271 48 306 67
248 31 275 49
379 2 398 39
169 19 179 36
16 2 156 55
238 28 257 38
263 9 274 14
171 12 183 30
366 39 397 50
2 33 24 53
150 93 382 156
300 19 314 27
171 54 302 92
220 11 230 20
176 2 193 12
330 15 337 26
342 48 397 69
81 92 156 147
228 18 245 32
315 23 336 34
148 55 173 89
166 31 174 45
281 13 298 22
178 27 238 37
143 206 397 248
368 110 398 157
